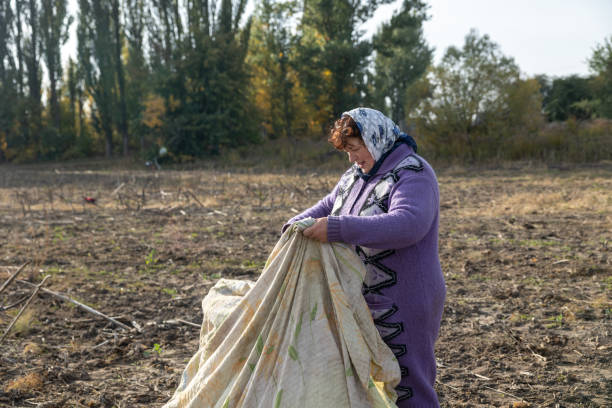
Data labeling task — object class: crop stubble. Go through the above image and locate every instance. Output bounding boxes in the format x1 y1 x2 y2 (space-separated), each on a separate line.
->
0 164 610 407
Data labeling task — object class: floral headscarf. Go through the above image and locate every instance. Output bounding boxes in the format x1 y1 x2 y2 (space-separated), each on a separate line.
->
343 107 402 162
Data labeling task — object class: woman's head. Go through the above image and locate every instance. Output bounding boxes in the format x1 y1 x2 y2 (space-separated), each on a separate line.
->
329 115 376 173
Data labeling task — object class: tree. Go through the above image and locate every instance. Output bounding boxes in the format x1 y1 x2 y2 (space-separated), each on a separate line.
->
124 0 149 151
544 75 594 121
78 0 118 157
40 0 73 132
0 1 14 87
111 0 129 155
24 0 43 155
589 36 612 118
149 0 256 157
66 57 78 135
0 0 16 161
295 0 393 124
249 0 306 143
13 0 26 97
371 0 431 128
413 29 543 161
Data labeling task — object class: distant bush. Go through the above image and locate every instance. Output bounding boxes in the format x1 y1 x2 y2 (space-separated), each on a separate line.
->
415 118 612 164
521 118 612 162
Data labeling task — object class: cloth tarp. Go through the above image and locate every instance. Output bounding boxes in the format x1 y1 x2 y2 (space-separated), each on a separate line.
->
163 218 400 408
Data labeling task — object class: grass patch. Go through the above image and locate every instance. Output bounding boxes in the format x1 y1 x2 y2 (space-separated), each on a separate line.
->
7 308 39 337
509 312 533 322
545 312 564 328
161 287 177 297
511 239 561 248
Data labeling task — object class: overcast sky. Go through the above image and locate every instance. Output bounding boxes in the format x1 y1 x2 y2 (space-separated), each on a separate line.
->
64 0 611 78
367 0 612 77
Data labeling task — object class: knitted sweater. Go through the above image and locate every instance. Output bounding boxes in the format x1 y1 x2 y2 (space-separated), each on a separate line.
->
284 143 446 407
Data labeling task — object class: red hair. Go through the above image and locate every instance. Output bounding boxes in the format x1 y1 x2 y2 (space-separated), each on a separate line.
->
328 115 362 150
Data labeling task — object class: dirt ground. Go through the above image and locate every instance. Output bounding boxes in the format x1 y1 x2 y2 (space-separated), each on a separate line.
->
0 162 610 408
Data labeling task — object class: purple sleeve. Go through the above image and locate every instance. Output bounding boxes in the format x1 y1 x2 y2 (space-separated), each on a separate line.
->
326 174 437 249
281 185 338 233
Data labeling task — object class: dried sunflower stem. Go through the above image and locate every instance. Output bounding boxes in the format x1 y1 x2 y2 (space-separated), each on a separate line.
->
0 275 51 344
15 278 131 331
0 261 31 296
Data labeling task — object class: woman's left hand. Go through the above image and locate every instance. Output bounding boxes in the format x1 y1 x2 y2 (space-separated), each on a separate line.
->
303 217 328 243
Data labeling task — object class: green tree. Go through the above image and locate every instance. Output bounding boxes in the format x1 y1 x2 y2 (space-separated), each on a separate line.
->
544 75 594 121
413 29 542 161
371 0 432 128
24 0 43 156
78 0 118 157
40 0 73 133
589 36 612 118
249 0 298 141
14 0 26 98
0 1 14 87
111 0 129 155
296 0 393 123
65 57 78 137
0 0 16 161
124 0 149 152
150 0 256 157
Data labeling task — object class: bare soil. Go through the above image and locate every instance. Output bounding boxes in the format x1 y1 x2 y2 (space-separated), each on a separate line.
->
0 162 610 407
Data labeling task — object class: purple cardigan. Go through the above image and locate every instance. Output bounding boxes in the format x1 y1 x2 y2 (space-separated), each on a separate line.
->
285 143 445 407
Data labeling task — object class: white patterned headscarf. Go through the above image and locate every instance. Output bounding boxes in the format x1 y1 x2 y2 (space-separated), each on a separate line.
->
343 107 402 162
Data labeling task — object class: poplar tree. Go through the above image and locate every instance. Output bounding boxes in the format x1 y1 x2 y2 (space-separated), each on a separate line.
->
249 0 299 141
40 0 72 133
24 0 43 153
296 0 392 122
0 0 16 161
124 0 148 151
371 0 431 128
111 0 129 155
150 0 255 156
78 0 118 157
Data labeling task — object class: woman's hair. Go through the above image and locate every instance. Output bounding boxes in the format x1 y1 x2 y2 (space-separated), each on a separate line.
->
328 115 362 150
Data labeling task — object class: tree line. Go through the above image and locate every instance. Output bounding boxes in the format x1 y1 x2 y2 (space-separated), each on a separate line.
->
0 0 610 164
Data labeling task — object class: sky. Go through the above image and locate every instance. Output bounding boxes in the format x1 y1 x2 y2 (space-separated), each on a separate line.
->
63 0 612 78
366 0 612 77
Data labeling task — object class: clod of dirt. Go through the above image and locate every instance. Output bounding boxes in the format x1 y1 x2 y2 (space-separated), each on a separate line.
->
60 368 91 383
462 259 479 275
97 391 117 408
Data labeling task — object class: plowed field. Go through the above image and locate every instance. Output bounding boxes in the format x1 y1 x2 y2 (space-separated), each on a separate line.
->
1 163 610 407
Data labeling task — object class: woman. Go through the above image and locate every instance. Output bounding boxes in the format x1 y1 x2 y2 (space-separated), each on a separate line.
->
283 107 446 407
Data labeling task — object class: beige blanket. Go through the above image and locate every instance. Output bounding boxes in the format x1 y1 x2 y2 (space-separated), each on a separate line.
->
163 218 400 408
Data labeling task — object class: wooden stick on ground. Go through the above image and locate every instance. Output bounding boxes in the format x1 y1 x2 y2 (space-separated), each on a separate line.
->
15 279 131 331
0 275 51 344
482 385 530 404
0 261 31 296
164 318 201 328
0 295 29 311
184 190 204 208
177 318 200 328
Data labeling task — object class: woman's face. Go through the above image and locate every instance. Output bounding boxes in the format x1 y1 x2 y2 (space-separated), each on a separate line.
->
344 137 375 173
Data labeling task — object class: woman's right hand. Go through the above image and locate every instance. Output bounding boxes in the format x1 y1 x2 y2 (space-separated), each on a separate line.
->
302 217 328 243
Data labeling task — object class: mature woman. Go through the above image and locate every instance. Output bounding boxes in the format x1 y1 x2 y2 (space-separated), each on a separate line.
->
283 107 446 407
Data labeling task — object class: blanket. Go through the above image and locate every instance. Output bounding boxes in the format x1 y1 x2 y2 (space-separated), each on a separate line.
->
163 218 400 408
